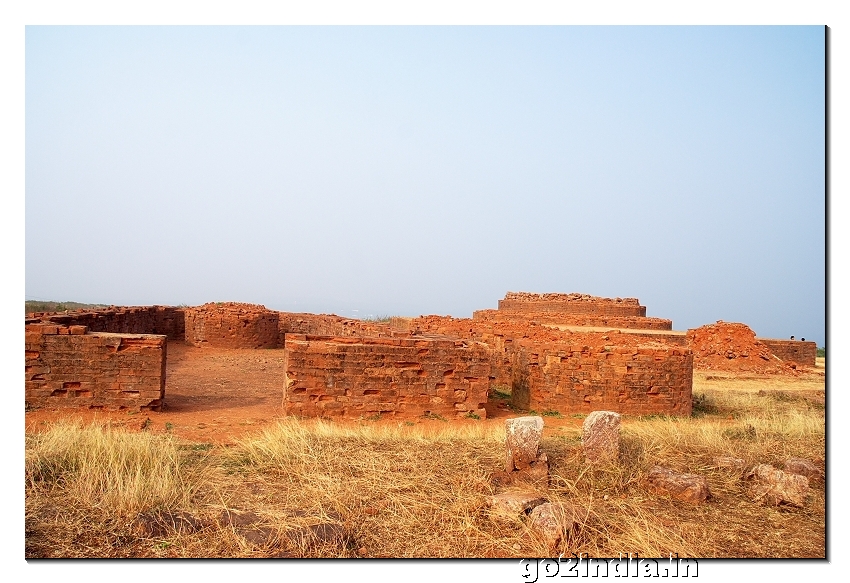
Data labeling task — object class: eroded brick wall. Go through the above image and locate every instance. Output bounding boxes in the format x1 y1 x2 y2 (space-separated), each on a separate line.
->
393 314 691 416
25 324 166 411
472 309 672 331
185 303 280 348
283 334 493 419
277 312 396 346
758 339 817 367
497 292 646 317
513 340 693 416
27 306 186 340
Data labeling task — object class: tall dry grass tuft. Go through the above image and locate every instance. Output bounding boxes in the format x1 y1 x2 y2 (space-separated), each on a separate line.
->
227 419 518 557
26 419 197 516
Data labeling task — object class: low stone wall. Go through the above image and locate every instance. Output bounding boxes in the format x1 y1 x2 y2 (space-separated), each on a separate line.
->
26 306 185 340
25 324 166 411
758 339 817 367
512 341 693 416
185 303 280 348
283 334 493 419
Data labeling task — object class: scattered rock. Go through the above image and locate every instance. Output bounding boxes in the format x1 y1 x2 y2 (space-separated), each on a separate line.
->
491 452 550 487
647 466 711 504
505 416 545 471
582 411 620 463
528 502 576 548
134 510 205 538
746 464 809 507
486 491 547 518
784 458 823 483
713 456 746 471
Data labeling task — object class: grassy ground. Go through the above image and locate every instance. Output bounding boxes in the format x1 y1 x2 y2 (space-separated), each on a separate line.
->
25 375 824 558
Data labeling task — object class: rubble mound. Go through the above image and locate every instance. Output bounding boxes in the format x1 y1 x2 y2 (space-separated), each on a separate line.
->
687 322 796 375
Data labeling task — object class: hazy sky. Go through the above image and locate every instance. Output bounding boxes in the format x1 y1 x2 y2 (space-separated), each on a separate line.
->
25 26 825 345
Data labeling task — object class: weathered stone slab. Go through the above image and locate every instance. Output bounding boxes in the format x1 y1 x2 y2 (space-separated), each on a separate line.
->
746 464 809 507
486 492 547 518
647 466 711 504
582 411 620 463
505 416 545 471
784 458 823 483
528 502 576 548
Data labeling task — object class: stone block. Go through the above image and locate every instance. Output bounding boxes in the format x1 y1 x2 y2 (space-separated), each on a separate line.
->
505 416 545 472
746 464 809 507
647 466 711 504
582 411 620 463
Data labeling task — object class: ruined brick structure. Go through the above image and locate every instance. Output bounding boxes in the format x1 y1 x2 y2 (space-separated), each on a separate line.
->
497 292 647 317
185 303 280 348
472 309 672 331
27 305 185 340
27 291 807 419
399 313 693 416
283 334 491 419
277 312 395 346
758 339 818 367
25 324 165 411
510 340 693 415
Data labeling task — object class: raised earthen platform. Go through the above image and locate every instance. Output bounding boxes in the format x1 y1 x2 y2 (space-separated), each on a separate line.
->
497 292 647 317
473 309 673 331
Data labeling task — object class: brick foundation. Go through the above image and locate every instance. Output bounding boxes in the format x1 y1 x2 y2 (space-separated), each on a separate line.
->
185 303 280 348
758 339 817 367
472 309 672 330
25 324 166 411
283 334 493 419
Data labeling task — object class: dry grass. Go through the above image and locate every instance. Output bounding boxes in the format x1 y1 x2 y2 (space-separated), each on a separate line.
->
26 381 825 559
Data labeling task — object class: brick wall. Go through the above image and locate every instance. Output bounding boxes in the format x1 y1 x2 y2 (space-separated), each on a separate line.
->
497 292 647 317
27 306 186 340
277 312 396 346
758 339 818 367
394 314 692 416
283 334 493 419
472 309 672 330
185 303 280 348
512 340 693 416
25 324 166 411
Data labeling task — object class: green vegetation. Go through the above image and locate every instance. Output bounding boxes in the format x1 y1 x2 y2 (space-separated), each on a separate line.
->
490 386 511 400
817 347 825 358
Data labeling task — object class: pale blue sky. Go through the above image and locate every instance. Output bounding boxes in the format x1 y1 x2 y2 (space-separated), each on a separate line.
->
25 26 825 345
